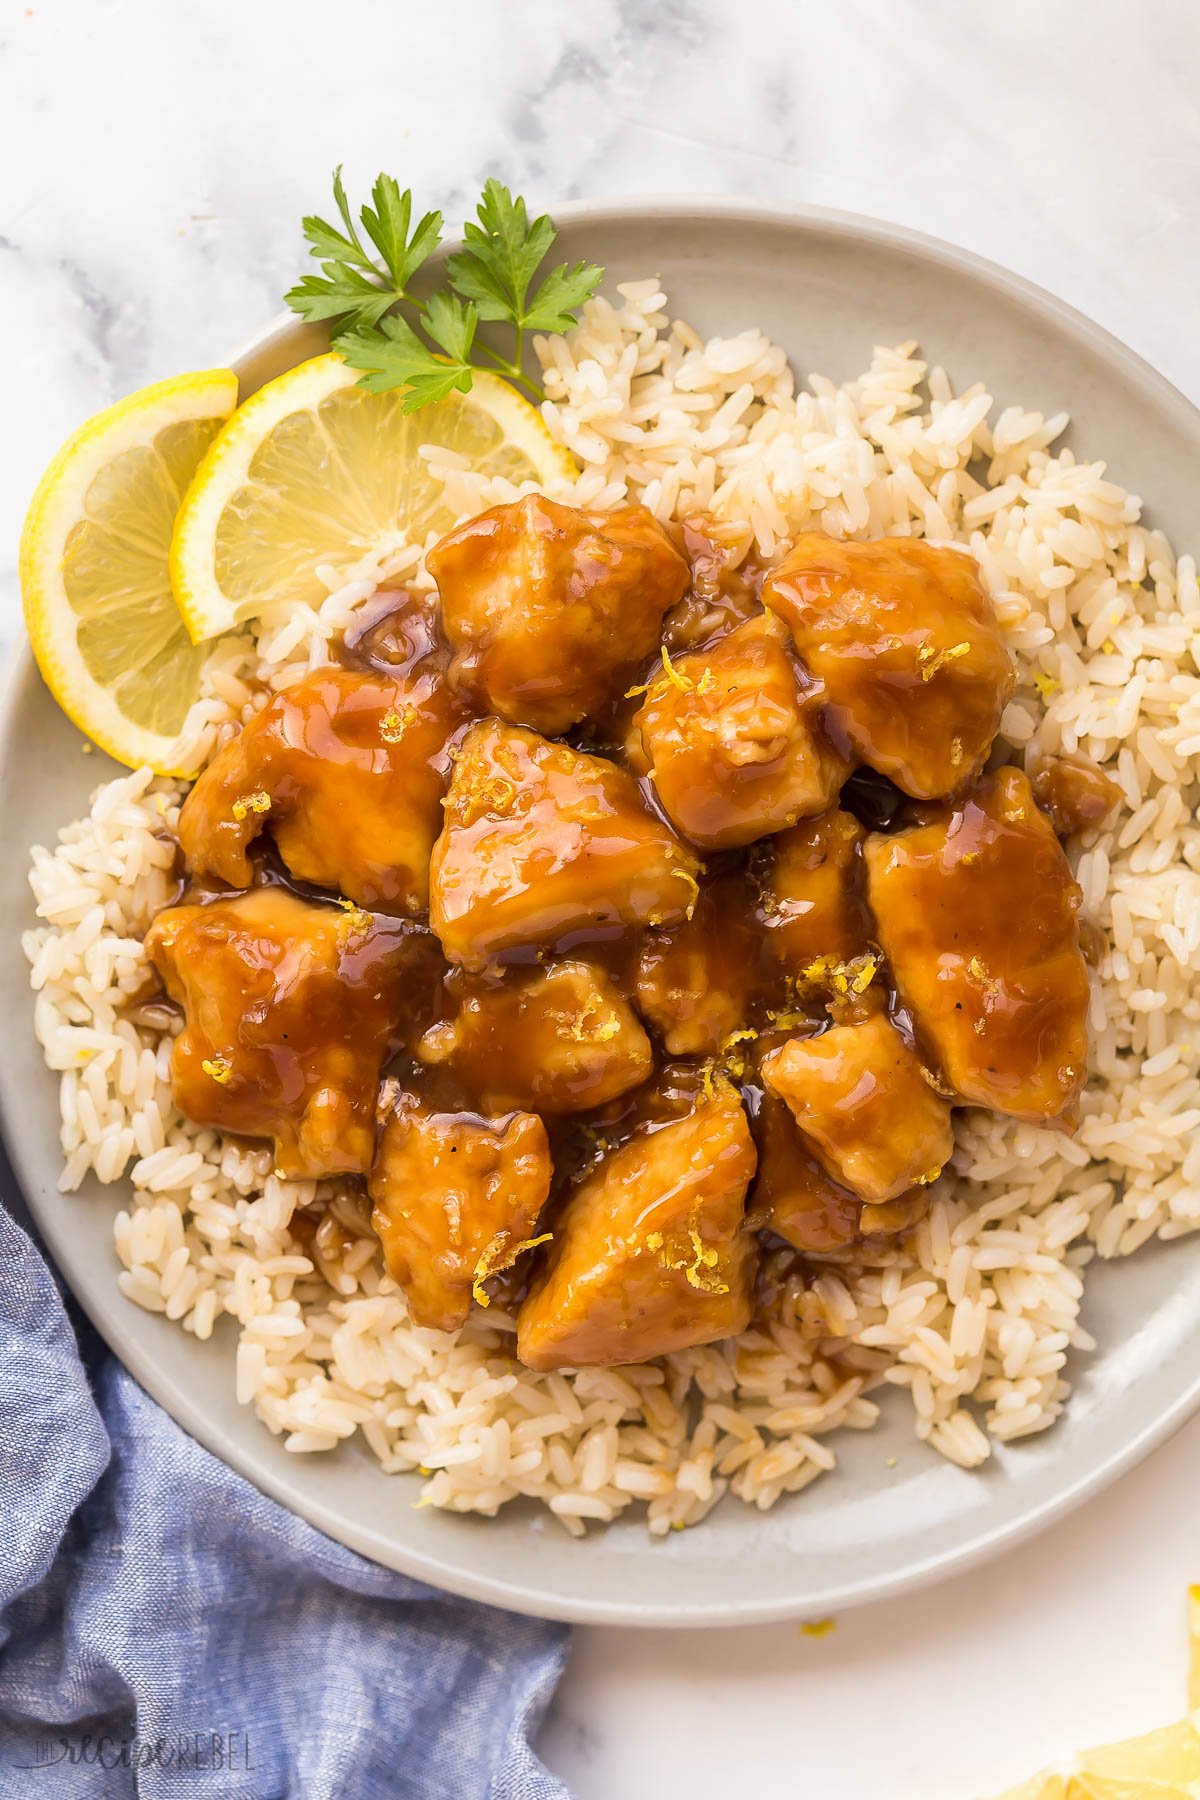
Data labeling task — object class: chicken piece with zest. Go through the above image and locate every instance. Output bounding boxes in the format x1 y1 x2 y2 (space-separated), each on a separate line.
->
429 719 700 966
370 1091 552 1332
627 613 846 849
427 494 689 735
762 1013 954 1204
864 765 1090 1122
761 532 1014 798
517 1080 756 1371
144 889 413 1178
418 959 652 1114
759 809 870 977
634 870 763 1057
179 655 466 914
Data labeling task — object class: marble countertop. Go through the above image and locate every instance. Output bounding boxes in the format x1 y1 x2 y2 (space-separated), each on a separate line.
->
4 0 1200 1793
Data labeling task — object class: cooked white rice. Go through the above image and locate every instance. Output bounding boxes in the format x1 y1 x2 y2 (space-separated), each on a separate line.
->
23 279 1200 1534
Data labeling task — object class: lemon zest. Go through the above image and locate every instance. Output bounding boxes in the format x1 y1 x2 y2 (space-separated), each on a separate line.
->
659 645 698 693
380 706 415 744
201 1056 232 1084
333 896 372 936
457 771 516 826
917 640 971 681
800 1618 836 1638
647 1218 728 1295
570 1001 621 1044
231 789 271 823
800 950 880 1000
1032 670 1062 699
967 954 1001 1001
472 1230 553 1308
766 1004 811 1030
672 867 700 915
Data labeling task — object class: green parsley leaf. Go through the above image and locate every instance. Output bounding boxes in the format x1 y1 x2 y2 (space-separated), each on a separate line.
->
336 313 473 412
444 179 597 335
521 259 606 333
285 171 604 410
285 263 397 330
360 174 443 293
422 291 478 362
446 180 555 322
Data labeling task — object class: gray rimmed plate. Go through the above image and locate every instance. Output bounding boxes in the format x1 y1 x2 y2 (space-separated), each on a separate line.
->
4 200 1200 1628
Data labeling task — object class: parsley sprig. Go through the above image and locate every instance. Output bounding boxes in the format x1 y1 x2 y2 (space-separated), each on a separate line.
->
285 173 603 414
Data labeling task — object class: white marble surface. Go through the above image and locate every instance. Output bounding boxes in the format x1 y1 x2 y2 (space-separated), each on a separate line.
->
5 0 1200 1793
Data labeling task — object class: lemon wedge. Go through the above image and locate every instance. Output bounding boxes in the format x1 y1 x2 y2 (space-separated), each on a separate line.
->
20 369 239 773
986 1590 1200 1800
170 354 575 643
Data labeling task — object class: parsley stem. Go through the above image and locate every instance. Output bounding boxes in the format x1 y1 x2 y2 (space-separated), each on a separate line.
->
474 342 543 400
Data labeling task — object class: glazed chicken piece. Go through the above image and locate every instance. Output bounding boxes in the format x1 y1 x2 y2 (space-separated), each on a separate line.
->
661 513 761 652
1029 751 1121 837
761 1013 954 1204
752 1094 863 1252
429 719 700 966
178 655 466 915
761 532 1014 798
634 869 763 1057
759 809 870 977
627 612 846 849
370 1091 552 1332
864 766 1090 1122
516 1079 756 1371
144 889 413 1178
417 960 653 1114
427 494 689 735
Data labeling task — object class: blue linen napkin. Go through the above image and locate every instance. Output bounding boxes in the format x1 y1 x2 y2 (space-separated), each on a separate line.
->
0 1184 572 1800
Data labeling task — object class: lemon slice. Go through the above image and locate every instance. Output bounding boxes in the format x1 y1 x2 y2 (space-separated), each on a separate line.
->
170 353 576 643
20 369 239 773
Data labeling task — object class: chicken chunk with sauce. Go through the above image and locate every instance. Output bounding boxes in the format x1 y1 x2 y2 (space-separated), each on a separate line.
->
144 889 413 1178
751 1094 863 1252
759 809 869 978
417 960 652 1114
1030 751 1121 837
661 513 761 652
427 494 689 735
864 766 1090 1122
370 1092 552 1332
761 533 1014 798
516 1080 756 1371
179 656 466 914
429 720 700 966
627 613 846 849
762 1013 954 1204
634 870 764 1057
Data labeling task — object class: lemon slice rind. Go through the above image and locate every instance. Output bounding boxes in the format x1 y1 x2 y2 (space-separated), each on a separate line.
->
20 369 239 775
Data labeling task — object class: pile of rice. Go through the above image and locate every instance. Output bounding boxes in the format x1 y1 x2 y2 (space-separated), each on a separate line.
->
24 280 1200 1534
